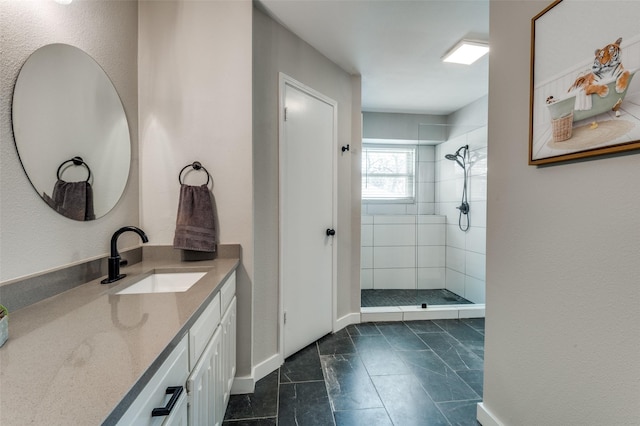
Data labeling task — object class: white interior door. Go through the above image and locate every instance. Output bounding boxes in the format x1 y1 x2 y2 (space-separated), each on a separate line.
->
280 75 336 359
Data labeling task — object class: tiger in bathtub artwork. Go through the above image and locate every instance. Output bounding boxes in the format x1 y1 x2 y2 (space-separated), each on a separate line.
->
567 37 631 98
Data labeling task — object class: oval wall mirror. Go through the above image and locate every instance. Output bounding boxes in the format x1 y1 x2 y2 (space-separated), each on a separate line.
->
12 43 131 221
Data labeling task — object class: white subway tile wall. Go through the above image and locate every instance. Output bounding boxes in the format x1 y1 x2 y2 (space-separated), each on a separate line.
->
361 269 374 290
435 126 487 303
417 267 446 290
374 268 417 290
373 245 416 269
361 214 446 290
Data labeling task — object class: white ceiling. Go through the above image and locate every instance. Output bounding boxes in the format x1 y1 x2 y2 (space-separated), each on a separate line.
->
257 0 489 116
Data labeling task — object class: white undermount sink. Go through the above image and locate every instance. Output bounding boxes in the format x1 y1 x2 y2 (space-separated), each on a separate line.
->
116 272 207 295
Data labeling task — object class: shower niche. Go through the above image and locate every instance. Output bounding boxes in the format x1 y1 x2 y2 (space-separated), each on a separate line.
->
360 121 487 315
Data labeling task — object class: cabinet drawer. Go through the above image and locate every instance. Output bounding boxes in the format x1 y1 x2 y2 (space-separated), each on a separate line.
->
220 271 236 314
117 336 189 426
189 293 221 368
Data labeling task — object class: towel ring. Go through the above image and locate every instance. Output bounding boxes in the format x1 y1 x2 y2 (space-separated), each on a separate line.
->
57 156 91 182
178 161 211 186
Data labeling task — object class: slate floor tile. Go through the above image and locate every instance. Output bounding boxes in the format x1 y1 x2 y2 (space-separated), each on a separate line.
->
399 350 479 402
351 334 391 352
346 322 381 336
384 332 430 351
333 408 393 426
280 342 323 383
462 340 485 360
222 419 277 426
375 321 430 351
279 381 335 426
456 369 484 397
472 347 485 360
321 354 383 411
376 321 415 336
371 374 449 426
461 318 485 333
318 329 356 355
433 320 484 344
224 370 279 420
418 332 483 371
406 320 444 334
437 399 482 426
351 335 411 376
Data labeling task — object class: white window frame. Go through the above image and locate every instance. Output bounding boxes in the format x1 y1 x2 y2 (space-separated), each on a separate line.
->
361 143 417 203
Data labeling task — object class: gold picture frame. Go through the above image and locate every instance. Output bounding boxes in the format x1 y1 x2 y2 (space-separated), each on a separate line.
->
529 0 640 165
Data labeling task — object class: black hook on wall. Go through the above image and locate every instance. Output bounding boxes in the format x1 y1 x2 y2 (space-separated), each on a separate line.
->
341 144 350 153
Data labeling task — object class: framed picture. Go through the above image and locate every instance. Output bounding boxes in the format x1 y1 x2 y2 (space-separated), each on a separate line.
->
529 0 640 165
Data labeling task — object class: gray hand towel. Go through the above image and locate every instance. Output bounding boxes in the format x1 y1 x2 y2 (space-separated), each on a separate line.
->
173 184 217 252
45 180 95 221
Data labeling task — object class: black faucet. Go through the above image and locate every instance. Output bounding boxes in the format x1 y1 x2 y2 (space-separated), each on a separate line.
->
101 226 149 284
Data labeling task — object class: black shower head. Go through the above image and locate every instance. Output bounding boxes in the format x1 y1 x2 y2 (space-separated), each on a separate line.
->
445 153 465 169
445 145 469 169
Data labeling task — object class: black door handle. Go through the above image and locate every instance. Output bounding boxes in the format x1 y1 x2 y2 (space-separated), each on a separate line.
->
326 229 336 236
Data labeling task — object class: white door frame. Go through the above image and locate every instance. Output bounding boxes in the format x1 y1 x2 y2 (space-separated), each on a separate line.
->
278 72 338 359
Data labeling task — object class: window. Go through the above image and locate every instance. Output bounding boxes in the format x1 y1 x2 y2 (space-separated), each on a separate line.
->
362 145 416 202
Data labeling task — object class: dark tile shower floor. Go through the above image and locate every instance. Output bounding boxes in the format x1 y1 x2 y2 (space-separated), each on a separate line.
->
361 289 473 307
223 319 484 426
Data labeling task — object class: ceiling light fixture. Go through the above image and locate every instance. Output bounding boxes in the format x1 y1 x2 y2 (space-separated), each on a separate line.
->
442 39 489 65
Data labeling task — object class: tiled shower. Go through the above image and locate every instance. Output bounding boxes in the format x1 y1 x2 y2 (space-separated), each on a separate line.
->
361 119 487 306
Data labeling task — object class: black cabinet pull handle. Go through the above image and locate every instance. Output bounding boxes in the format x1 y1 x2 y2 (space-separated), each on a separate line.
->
151 386 183 417
326 228 336 236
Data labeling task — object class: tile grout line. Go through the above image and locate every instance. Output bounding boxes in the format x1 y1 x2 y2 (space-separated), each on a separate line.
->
397 320 456 426
275 366 280 425
316 340 338 426
368 321 406 426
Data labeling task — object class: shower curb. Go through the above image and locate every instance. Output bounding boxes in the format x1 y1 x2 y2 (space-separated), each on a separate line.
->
360 304 485 322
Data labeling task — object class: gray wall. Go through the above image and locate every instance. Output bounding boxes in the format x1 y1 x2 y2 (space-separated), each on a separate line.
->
484 1 640 424
253 6 361 368
363 112 446 141
0 1 139 283
138 0 254 378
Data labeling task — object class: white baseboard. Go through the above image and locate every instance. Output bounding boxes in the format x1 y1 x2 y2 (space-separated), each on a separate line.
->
231 375 255 394
253 352 283 383
231 353 283 395
361 309 404 322
477 402 504 426
335 312 360 331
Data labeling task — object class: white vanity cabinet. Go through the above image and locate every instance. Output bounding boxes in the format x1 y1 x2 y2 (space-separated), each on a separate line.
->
116 270 237 426
186 271 236 426
116 336 189 426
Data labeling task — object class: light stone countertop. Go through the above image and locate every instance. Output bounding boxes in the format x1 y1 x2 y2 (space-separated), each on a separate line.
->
0 252 239 425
